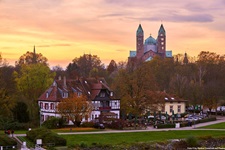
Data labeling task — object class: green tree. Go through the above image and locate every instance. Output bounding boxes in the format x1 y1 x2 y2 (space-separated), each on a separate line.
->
0 89 16 120
107 60 117 74
66 54 105 78
14 63 55 123
147 56 175 91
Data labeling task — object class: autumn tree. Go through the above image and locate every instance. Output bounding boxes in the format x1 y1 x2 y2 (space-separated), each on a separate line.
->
112 62 158 116
14 63 55 123
15 47 48 67
57 95 92 126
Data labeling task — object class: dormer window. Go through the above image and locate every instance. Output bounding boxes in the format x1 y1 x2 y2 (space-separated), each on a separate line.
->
46 92 49 98
77 92 82 97
110 92 113 97
85 81 87 84
88 91 91 95
63 92 68 98
100 92 105 97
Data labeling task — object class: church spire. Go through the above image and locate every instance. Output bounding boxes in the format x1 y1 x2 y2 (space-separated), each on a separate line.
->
158 24 166 35
33 45 37 64
136 24 143 36
183 52 189 65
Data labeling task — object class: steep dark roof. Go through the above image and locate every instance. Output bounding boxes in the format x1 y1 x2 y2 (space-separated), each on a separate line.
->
38 77 117 102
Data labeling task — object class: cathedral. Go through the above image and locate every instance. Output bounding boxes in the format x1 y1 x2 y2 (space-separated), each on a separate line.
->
128 24 172 62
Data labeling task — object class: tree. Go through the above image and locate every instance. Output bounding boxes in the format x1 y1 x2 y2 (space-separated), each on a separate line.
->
56 95 92 126
66 54 105 78
0 53 9 67
14 63 55 122
147 56 175 91
112 62 158 116
107 60 117 74
0 88 16 120
52 65 65 79
15 47 48 67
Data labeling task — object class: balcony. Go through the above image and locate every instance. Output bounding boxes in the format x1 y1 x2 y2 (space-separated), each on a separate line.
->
99 107 111 111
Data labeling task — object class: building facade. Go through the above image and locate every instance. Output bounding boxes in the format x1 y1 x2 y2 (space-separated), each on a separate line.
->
129 24 172 62
38 77 120 124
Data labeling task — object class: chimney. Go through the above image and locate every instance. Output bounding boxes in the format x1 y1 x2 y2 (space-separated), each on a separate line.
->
58 76 61 80
63 76 67 88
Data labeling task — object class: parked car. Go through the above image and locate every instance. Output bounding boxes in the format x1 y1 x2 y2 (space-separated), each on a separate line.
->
94 123 105 129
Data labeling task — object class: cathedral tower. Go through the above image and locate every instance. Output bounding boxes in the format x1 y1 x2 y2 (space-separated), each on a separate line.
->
157 24 166 57
136 24 144 59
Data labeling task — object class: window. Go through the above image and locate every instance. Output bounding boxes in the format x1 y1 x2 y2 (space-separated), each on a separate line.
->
161 38 164 41
161 42 164 45
115 102 117 105
63 92 68 98
40 102 43 109
50 103 54 110
45 103 49 110
100 92 105 97
77 92 82 97
178 105 181 113
160 34 163 36
162 46 164 50
41 115 44 122
170 105 173 113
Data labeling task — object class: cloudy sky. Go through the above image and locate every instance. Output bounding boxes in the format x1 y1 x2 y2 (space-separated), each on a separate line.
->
0 0 225 68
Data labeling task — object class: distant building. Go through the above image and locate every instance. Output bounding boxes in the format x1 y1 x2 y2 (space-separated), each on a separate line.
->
38 77 120 124
128 24 172 63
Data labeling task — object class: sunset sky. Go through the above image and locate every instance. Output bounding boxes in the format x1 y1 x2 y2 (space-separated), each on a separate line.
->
1 0 225 68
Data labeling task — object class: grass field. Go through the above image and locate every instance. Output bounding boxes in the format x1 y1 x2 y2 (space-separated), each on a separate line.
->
198 122 225 129
60 130 225 146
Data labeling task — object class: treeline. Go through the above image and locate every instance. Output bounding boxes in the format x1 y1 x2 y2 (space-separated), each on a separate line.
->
0 50 225 128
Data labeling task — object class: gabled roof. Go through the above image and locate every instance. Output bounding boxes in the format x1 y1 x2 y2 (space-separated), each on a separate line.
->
38 77 117 102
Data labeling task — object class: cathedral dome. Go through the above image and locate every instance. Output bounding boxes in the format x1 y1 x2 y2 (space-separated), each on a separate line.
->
145 35 156 45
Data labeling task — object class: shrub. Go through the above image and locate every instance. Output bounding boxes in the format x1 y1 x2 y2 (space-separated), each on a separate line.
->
42 117 65 129
199 117 216 123
26 128 66 146
80 122 94 127
0 135 17 146
108 119 127 129
186 136 198 147
155 123 175 129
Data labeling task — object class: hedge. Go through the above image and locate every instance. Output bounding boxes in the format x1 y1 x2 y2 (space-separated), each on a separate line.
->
26 128 66 146
154 117 217 129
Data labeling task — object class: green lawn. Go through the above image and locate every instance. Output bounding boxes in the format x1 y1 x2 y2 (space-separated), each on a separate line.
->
198 122 225 129
60 130 225 146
